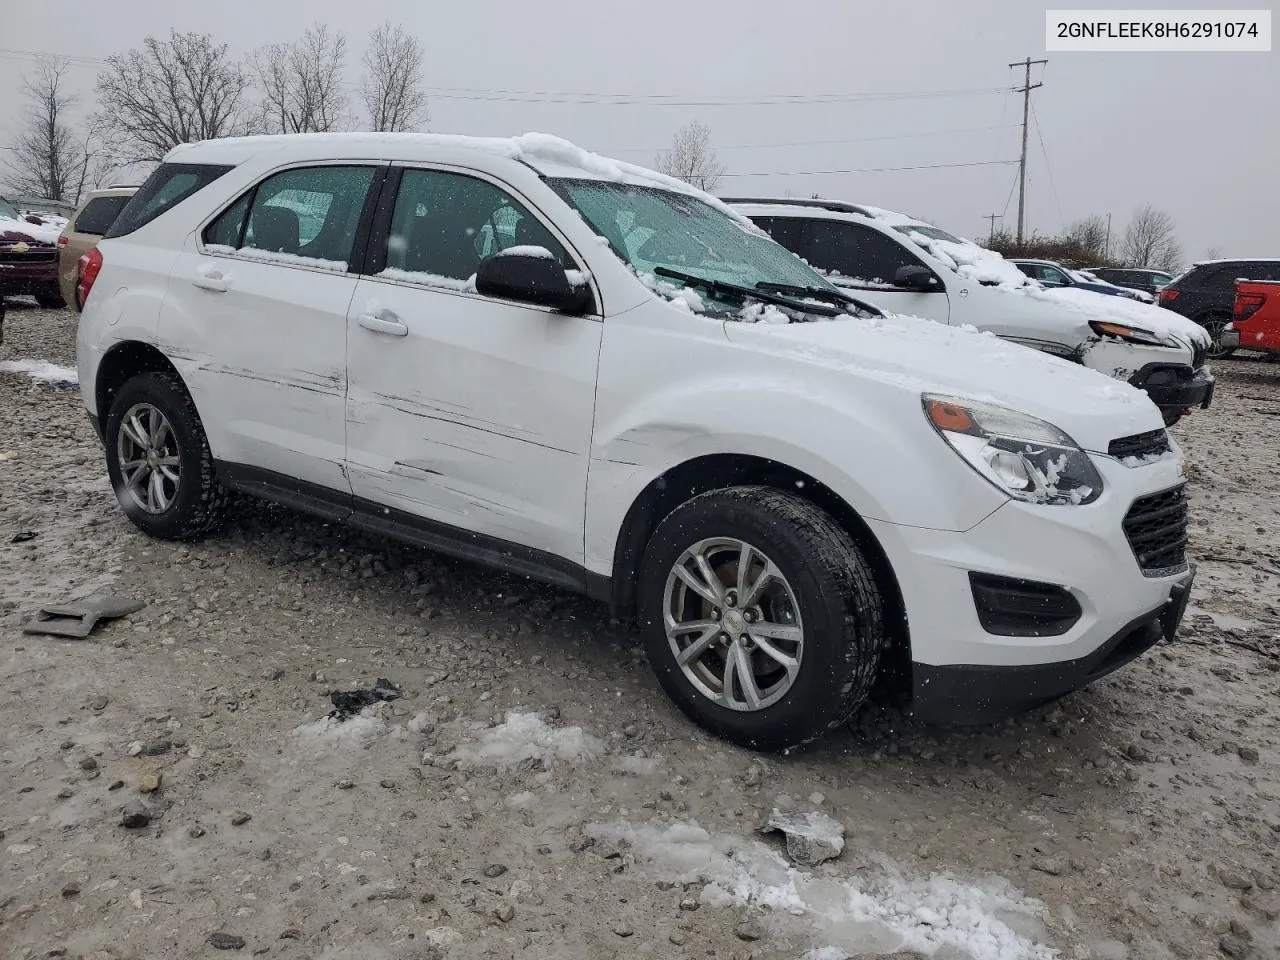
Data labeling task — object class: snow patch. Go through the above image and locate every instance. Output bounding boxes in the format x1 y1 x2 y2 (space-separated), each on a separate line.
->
204 243 349 273
377 267 477 293
448 711 605 770
498 244 555 259
0 215 61 244
0 360 79 385
295 711 388 749
588 819 1057 960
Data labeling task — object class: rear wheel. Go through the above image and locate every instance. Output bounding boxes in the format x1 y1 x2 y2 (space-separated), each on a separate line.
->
1201 312 1235 359
637 486 886 752
104 372 227 540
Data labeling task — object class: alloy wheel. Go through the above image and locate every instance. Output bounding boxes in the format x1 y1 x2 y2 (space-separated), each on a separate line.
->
116 402 182 514
662 537 804 712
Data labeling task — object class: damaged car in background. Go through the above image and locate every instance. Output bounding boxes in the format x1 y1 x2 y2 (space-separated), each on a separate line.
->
77 132 1195 750
732 198 1214 426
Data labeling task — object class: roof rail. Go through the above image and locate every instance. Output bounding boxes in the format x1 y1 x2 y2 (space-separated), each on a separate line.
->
721 196 878 217
105 183 141 190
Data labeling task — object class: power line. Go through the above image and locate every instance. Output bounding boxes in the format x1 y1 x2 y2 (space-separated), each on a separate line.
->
720 158 1018 178
613 123 1020 154
420 85 1013 107
1030 100 1065 231
0 47 106 67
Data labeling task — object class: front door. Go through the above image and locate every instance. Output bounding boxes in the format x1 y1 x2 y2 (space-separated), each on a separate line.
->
344 166 602 564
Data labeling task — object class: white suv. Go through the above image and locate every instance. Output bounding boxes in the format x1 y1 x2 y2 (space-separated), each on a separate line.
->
729 199 1214 427
78 132 1194 750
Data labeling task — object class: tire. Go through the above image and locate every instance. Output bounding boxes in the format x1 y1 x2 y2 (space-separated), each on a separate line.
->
637 486 886 752
1201 312 1236 359
35 291 66 309
1161 407 1183 428
104 371 228 540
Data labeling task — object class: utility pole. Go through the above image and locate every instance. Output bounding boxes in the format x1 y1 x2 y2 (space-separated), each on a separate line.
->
1104 212 1112 260
1009 56 1046 246
983 212 1002 245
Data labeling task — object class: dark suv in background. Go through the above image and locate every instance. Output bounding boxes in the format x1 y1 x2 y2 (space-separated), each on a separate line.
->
1088 267 1175 296
1158 259 1280 357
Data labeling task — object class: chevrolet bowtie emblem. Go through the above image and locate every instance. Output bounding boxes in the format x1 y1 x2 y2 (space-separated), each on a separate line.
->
9 242 30 254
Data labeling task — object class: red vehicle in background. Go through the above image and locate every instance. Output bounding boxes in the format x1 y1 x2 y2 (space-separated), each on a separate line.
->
1224 280 1280 357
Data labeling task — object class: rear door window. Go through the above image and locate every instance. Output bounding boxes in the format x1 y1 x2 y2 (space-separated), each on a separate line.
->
74 195 132 236
203 165 378 270
752 217 805 253
106 163 232 238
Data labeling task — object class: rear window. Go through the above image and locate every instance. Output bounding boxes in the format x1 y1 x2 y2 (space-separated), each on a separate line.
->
105 162 233 238
74 195 132 236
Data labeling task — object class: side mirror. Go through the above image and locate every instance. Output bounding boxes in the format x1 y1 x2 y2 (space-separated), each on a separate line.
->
475 249 591 314
894 265 937 291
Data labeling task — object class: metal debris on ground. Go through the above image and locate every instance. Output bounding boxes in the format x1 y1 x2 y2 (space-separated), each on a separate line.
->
23 594 146 638
327 677 402 721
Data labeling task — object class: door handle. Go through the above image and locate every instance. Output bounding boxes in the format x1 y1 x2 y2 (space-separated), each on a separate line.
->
192 270 229 293
358 312 408 337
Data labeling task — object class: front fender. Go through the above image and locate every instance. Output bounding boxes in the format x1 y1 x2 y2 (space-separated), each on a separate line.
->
584 378 1006 576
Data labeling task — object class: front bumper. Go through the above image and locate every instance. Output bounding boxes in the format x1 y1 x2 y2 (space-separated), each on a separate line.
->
1221 330 1240 350
0 258 60 296
1130 362 1215 413
912 569 1193 724
865 452 1192 723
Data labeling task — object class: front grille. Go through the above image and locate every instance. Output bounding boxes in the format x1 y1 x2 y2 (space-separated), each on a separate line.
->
1123 485 1189 575
0 243 57 264
1108 428 1171 460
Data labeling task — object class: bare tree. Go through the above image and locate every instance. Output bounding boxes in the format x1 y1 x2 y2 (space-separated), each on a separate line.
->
253 24 350 134
1120 204 1182 271
95 31 252 163
360 22 428 132
654 120 726 192
1204 245 1224 260
4 58 97 204
1065 215 1109 263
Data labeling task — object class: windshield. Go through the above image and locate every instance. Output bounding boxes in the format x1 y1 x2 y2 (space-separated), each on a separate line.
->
892 223 963 244
548 179 837 307
0 197 20 220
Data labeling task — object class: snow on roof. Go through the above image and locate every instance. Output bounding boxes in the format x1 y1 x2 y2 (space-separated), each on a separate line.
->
1191 257 1280 266
166 131 758 230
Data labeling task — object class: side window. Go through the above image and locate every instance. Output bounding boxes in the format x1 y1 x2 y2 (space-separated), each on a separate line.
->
1040 266 1071 286
1014 262 1041 280
754 217 805 255
1199 267 1237 291
203 166 376 268
74 195 132 236
106 163 232 238
803 221 925 286
1240 263 1280 283
379 168 573 286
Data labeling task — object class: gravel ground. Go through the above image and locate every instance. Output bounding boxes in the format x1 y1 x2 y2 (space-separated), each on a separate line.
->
2 300 1278 960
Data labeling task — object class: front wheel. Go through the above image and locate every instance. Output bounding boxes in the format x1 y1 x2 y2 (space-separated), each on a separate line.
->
637 486 886 752
104 371 228 540
1201 313 1236 359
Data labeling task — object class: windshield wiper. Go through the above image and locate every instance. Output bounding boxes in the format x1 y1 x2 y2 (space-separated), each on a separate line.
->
654 267 841 318
754 281 882 315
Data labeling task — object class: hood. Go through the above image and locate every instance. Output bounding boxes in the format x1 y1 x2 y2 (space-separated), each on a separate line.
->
1027 286 1211 348
722 310 1164 453
0 215 61 245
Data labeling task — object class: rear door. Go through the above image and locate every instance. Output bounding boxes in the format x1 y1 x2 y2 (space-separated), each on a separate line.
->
160 162 383 499
344 164 602 564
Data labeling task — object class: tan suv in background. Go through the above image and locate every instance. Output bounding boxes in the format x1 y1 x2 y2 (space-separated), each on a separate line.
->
58 186 137 309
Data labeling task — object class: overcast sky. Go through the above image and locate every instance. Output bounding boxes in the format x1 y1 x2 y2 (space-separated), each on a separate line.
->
2 0 1275 261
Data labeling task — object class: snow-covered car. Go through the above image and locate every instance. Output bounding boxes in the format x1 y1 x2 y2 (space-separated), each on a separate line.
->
1071 269 1156 304
78 132 1194 749
0 195 65 310
1011 259 1156 304
731 199 1213 426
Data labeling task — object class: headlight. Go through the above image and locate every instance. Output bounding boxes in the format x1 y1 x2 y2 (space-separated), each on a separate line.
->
923 395 1103 505
1089 320 1177 348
